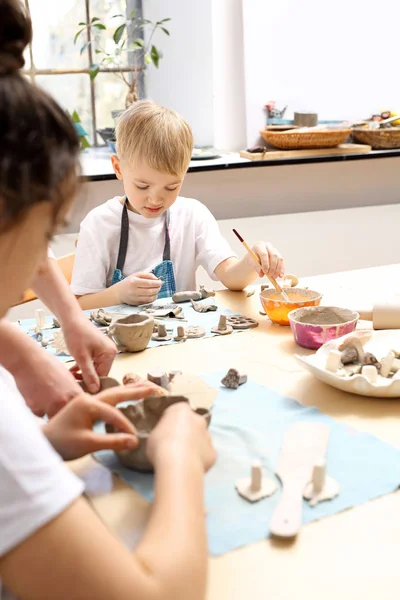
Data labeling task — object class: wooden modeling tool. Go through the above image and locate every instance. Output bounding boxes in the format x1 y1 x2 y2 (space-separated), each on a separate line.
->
269 423 330 538
232 229 290 301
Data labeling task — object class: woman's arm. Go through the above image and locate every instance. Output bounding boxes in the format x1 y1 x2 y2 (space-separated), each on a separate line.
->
0 404 213 600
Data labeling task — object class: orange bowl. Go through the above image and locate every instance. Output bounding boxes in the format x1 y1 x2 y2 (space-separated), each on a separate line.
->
260 288 322 326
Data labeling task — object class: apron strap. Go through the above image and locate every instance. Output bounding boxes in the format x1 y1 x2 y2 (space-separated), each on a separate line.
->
116 197 171 272
116 197 129 272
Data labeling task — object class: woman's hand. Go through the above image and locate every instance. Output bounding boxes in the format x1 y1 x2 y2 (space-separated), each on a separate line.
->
43 383 159 461
247 241 285 280
147 403 216 472
115 272 163 306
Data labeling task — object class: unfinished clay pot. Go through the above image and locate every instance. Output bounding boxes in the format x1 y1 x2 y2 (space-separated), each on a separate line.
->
79 376 120 394
106 395 212 472
108 314 154 352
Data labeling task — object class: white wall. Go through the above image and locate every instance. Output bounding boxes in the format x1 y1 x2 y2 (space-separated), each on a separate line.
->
142 0 215 147
242 0 400 147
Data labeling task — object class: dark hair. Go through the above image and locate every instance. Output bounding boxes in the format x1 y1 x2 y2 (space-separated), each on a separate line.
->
0 0 80 229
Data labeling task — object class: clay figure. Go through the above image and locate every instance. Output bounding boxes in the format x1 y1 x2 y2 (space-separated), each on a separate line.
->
226 315 259 330
90 308 113 327
221 368 247 389
211 314 233 336
147 369 170 391
199 285 216 299
190 299 218 313
52 317 61 328
172 290 202 303
108 314 154 352
174 326 187 342
35 308 46 331
151 323 172 341
52 330 69 356
303 459 340 507
185 325 206 339
106 395 211 472
236 460 277 502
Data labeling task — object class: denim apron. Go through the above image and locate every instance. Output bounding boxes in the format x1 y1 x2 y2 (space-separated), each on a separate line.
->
109 197 177 300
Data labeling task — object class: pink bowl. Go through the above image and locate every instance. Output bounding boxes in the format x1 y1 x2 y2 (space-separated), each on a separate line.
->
288 306 359 349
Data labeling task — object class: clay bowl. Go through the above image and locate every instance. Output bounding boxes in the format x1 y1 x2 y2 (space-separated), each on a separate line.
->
288 306 359 350
106 395 212 472
108 314 154 352
260 288 322 326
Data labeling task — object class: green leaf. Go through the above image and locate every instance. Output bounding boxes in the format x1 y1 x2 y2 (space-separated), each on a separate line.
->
129 9 137 18
78 21 86 26
159 18 172 23
112 13 124 19
89 64 100 80
132 37 145 48
94 49 103 54
144 54 152 65
91 17 100 22
161 27 170 35
81 136 91 149
93 23 106 30
113 23 126 44
74 28 85 44
71 110 80 122
150 45 161 68
80 41 92 55
138 19 151 25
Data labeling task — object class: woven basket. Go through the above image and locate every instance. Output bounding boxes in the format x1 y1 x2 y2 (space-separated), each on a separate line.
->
260 129 351 150
352 128 400 149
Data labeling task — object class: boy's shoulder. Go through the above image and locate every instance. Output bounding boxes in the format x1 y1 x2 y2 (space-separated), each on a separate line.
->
171 196 213 220
81 197 123 229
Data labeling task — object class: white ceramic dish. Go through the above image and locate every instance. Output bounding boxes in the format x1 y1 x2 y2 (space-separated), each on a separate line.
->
296 329 400 398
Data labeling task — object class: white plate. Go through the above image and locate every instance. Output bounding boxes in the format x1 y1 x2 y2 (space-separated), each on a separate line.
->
296 329 400 398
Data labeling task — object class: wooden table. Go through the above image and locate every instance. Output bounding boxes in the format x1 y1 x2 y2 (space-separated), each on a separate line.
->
72 264 400 600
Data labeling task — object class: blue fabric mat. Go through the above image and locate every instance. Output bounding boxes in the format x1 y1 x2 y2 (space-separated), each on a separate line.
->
15 298 237 363
94 372 400 556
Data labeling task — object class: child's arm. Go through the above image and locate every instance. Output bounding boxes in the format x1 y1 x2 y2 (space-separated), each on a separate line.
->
1 403 214 600
215 241 285 291
77 272 163 310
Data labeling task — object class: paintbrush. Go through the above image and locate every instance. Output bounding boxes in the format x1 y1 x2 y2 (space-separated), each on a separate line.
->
232 228 290 301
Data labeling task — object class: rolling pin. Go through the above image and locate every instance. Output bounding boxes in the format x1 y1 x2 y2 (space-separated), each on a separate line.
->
354 298 400 329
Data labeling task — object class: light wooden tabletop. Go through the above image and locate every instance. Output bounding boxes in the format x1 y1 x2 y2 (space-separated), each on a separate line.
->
71 264 400 600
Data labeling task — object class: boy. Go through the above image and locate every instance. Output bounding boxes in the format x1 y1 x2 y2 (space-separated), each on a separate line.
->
71 101 285 308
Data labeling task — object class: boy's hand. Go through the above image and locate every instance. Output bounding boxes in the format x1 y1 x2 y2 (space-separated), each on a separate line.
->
147 403 216 473
116 272 163 305
43 383 158 461
248 241 285 280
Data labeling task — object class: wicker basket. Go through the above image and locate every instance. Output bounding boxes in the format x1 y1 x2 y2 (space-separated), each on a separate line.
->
352 128 400 149
260 129 351 150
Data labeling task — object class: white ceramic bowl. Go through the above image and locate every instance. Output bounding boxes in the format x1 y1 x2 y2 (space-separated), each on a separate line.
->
296 329 400 398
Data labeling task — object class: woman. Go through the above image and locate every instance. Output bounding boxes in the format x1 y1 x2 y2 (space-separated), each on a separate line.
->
0 1 215 599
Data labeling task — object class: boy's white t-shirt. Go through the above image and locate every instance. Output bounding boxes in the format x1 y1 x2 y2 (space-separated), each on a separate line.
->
70 196 236 295
0 367 84 599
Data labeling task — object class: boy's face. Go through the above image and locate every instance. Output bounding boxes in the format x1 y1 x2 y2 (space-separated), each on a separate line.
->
112 156 184 218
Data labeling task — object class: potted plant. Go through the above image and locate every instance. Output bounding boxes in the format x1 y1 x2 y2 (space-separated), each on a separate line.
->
74 8 171 127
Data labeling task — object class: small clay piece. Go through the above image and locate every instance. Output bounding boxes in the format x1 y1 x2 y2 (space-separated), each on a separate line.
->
185 325 206 339
199 285 216 299
259 310 266 316
90 308 113 327
52 317 60 328
343 364 362 377
235 460 277 503
221 368 247 389
34 331 43 343
79 376 120 394
52 330 69 356
123 372 144 385
362 352 380 368
226 315 259 330
151 323 172 341
303 459 340 507
40 338 48 348
246 288 255 298
338 332 371 363
211 314 233 336
107 395 211 471
108 314 154 352
283 274 299 288
35 308 46 331
174 325 187 342
190 299 218 313
325 350 342 373
380 351 395 378
362 365 378 383
168 370 182 382
147 369 170 390
172 290 202 303
261 284 270 291
340 347 358 365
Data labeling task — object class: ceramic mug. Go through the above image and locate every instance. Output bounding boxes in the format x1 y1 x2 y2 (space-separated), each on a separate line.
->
108 314 154 352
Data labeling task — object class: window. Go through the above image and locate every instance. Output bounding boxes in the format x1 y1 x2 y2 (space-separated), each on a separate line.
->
24 0 138 145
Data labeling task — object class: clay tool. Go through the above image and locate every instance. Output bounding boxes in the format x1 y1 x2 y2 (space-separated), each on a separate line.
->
269 422 330 538
232 229 290 301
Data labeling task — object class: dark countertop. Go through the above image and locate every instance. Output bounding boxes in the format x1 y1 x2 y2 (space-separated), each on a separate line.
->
81 147 400 182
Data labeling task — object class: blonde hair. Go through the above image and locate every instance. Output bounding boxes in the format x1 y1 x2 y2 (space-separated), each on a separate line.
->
116 100 194 177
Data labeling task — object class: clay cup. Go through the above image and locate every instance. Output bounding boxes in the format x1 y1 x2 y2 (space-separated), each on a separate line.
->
108 314 154 352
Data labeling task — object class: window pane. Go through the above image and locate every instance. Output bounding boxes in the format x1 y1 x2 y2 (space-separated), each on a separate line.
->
94 72 127 129
28 0 87 69
36 74 93 141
